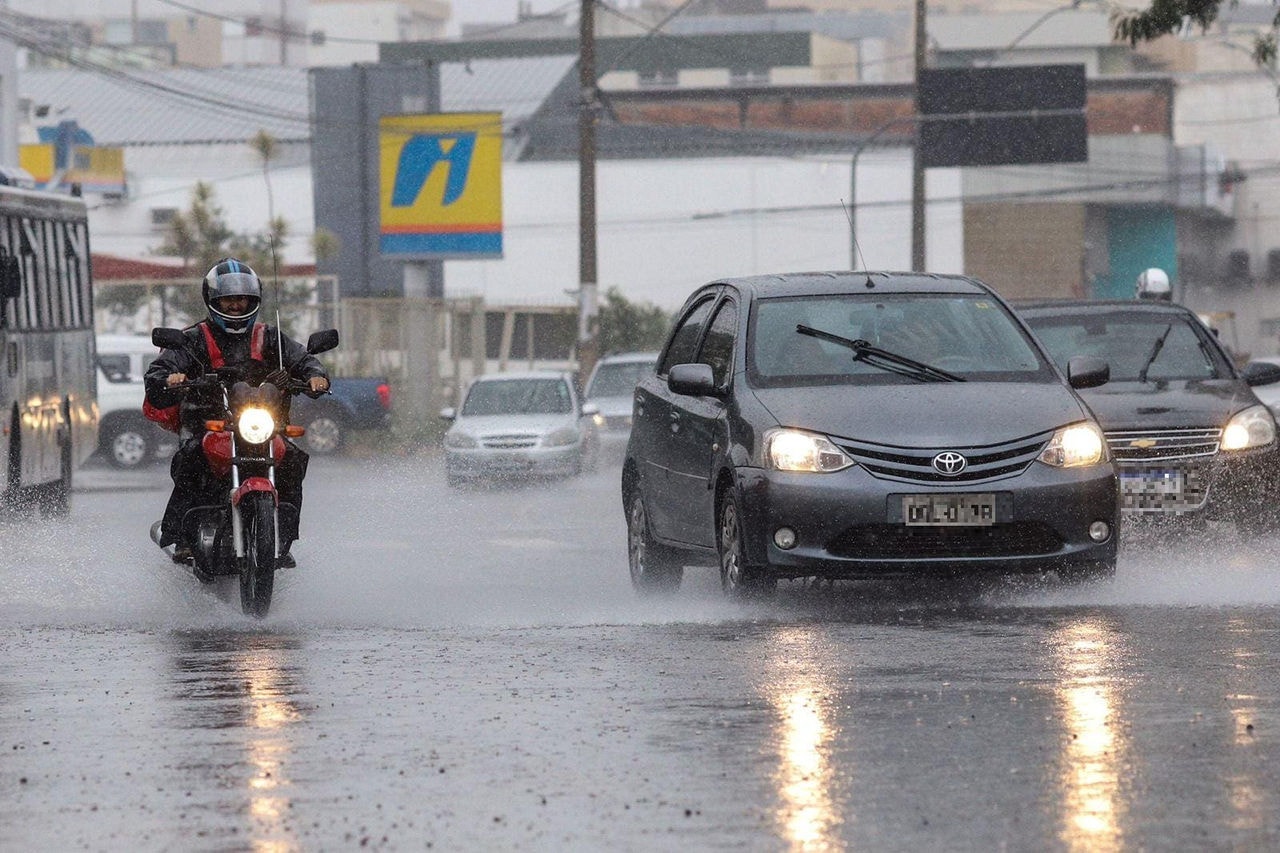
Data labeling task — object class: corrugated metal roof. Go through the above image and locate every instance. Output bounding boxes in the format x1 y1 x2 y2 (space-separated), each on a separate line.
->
21 66 312 146
20 55 577 147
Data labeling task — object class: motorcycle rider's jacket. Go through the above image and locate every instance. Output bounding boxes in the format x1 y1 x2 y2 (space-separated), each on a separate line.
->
144 320 327 435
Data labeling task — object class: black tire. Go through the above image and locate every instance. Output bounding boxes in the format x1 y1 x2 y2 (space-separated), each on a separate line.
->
626 488 682 594
717 490 775 599
2 407 32 519
38 435 72 519
239 494 277 618
103 416 155 470
301 406 344 455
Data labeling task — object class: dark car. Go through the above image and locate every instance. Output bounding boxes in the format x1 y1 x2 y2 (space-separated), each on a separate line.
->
622 271 1120 597
1018 299 1280 532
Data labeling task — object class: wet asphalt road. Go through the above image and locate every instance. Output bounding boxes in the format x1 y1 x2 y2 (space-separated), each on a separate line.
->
3 453 1280 851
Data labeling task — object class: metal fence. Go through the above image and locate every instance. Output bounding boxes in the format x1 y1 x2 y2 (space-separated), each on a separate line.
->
94 277 579 407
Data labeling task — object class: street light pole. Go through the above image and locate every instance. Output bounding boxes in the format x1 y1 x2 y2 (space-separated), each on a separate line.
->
577 0 600 384
849 115 919 270
911 0 928 271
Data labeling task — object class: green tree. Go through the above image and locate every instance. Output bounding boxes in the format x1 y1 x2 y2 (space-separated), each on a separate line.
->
596 287 673 355
154 182 292 326
1114 1 1280 64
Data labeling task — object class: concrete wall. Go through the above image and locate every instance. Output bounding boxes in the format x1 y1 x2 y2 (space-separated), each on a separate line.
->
963 203 1086 300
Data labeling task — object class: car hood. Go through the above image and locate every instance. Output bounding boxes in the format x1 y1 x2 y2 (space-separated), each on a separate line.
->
453 413 577 436
750 382 1089 446
1075 379 1249 430
586 395 633 418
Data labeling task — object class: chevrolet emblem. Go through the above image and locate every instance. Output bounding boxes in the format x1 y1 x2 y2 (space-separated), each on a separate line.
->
1128 439 1157 448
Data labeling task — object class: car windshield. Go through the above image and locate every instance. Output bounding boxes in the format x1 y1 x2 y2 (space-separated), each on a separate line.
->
462 378 573 415
1025 310 1227 382
587 360 654 398
748 293 1051 387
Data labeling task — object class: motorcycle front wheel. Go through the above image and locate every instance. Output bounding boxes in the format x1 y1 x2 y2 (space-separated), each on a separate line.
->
239 493 277 618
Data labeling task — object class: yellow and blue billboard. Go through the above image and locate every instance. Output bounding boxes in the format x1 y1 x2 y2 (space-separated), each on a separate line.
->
379 112 503 259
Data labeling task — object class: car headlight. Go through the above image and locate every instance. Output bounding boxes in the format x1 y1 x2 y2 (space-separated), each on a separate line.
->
444 431 477 449
1038 422 1106 468
238 407 275 445
591 412 606 428
543 427 580 448
1221 404 1276 451
765 428 854 473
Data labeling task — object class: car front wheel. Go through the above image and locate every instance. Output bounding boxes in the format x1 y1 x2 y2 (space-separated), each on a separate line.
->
626 489 682 594
105 417 155 469
301 407 344 455
717 490 775 598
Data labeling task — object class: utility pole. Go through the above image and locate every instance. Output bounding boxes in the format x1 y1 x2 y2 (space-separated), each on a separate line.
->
577 0 600 386
911 0 927 271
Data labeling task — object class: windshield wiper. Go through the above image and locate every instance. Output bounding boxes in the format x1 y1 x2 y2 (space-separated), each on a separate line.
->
1138 323 1173 384
796 324 965 383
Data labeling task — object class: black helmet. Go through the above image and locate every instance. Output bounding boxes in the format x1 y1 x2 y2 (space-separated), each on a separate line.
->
202 258 261 334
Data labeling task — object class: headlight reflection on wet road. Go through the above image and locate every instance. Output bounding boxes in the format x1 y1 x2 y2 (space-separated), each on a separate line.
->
1052 618 1129 853
765 627 841 850
169 632 303 853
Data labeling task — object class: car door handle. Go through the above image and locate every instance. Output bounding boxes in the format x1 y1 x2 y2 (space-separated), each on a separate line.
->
669 411 681 433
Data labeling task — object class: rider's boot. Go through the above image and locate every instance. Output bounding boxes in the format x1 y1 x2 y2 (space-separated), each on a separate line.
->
278 542 296 569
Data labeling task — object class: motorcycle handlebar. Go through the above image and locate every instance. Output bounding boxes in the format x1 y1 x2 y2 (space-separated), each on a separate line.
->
171 374 327 398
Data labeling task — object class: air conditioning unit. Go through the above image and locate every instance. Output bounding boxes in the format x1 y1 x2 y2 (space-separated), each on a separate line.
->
1267 248 1280 284
149 207 177 231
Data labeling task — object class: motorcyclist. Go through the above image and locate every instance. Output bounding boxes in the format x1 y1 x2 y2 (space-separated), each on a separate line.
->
143 258 329 569
1136 267 1173 301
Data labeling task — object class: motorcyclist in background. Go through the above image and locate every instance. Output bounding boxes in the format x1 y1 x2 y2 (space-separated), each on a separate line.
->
143 258 329 568
1136 267 1173 301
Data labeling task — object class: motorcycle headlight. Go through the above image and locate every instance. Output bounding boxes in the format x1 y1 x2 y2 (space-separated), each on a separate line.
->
1038 422 1106 468
444 430 477 449
1221 404 1276 451
238 407 275 445
765 429 854 473
543 427 579 448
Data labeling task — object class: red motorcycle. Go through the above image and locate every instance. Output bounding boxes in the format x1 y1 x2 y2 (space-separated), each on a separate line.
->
148 327 339 617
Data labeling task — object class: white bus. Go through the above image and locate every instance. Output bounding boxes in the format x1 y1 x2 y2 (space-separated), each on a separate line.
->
0 183 97 516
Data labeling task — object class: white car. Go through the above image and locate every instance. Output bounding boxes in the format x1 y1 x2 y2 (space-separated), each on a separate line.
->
95 333 175 469
583 351 658 457
440 371 599 486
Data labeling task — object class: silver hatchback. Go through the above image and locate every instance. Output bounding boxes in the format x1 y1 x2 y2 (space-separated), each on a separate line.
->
441 371 599 486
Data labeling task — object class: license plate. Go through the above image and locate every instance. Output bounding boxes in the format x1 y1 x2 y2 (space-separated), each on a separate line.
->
1119 469 1183 498
902 493 997 527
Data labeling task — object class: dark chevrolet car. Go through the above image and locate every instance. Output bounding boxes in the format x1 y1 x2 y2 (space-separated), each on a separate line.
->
1019 299 1280 532
622 271 1119 597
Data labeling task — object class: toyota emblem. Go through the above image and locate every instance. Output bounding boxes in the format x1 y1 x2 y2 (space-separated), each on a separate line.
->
932 451 967 476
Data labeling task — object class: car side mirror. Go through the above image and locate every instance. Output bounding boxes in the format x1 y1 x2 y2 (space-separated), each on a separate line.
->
307 329 339 355
0 250 19 300
1242 360 1280 387
1067 355 1109 390
439 407 456 421
668 363 719 397
152 327 187 350
581 402 600 417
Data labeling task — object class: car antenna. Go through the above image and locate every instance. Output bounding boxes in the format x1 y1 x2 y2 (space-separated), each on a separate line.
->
840 198 874 289
269 232 284 372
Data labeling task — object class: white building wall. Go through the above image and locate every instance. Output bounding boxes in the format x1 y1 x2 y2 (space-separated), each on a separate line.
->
86 147 963 313
88 142 314 265
309 2 450 67
446 154 963 310
0 24 17 166
1174 74 1280 356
